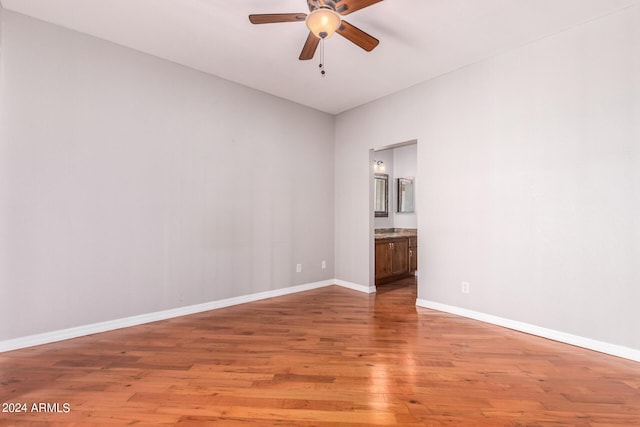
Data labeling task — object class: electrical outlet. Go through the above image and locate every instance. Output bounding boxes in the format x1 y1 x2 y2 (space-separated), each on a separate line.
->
296 264 302 273
321 260 326 269
461 281 470 294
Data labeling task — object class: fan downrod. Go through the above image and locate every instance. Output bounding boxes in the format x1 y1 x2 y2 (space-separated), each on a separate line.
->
307 0 339 12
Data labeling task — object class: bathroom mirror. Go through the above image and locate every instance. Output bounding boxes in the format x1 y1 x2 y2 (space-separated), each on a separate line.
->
397 177 414 213
374 173 388 217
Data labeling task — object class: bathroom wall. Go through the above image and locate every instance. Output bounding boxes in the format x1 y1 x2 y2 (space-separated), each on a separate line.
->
373 149 393 229
392 144 417 229
373 144 417 230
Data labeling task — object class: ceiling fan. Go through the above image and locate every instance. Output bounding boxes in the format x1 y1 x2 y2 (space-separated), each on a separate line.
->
249 0 382 61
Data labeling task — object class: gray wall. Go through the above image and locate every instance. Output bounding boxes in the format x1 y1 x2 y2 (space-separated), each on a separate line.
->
0 11 335 340
335 5 640 350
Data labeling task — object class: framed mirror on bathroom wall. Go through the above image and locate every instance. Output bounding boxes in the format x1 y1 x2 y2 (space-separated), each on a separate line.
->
397 177 414 213
374 173 389 217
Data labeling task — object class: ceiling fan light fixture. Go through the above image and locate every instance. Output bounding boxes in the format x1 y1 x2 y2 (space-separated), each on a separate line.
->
305 7 341 39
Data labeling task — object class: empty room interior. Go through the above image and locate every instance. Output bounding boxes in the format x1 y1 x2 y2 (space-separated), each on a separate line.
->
1 0 640 425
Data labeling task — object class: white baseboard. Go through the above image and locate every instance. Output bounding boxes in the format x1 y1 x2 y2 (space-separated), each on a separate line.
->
334 279 376 294
416 299 640 363
0 280 334 353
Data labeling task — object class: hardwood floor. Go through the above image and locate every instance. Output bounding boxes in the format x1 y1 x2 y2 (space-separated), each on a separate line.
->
1 278 640 426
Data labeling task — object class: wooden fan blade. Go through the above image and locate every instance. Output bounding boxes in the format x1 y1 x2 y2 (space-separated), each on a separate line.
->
299 32 320 60
335 0 383 15
336 20 379 51
249 13 307 24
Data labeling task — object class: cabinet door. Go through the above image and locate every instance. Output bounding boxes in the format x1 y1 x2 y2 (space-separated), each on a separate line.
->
409 246 417 272
390 238 409 275
375 240 393 279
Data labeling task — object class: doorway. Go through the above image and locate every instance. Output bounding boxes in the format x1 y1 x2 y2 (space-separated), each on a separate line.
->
370 140 418 291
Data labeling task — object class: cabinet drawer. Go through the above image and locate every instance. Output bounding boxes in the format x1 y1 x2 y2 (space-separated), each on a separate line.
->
408 236 417 248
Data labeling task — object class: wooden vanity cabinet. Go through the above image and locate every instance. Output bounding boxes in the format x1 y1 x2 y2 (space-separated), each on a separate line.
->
375 237 410 284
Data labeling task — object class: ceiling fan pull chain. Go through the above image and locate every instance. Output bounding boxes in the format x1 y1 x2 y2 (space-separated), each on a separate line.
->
319 37 326 77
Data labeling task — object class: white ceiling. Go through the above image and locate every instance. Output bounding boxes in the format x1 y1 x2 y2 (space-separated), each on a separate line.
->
2 0 639 114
